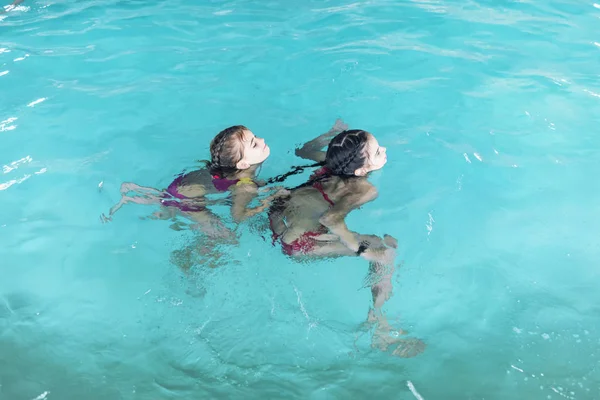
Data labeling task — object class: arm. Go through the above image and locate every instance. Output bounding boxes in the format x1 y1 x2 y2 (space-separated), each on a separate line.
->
295 119 348 162
230 184 288 223
319 182 396 266
318 180 378 253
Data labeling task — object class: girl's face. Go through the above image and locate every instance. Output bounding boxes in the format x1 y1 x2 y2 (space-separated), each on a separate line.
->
356 134 387 176
236 129 270 170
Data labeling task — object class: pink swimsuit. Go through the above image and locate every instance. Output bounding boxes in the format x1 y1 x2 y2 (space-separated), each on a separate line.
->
270 167 335 256
161 173 241 212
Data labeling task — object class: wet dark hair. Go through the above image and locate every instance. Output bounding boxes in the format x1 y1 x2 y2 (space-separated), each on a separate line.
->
265 129 370 186
325 129 370 176
265 161 323 185
207 125 247 176
207 127 371 186
267 129 371 217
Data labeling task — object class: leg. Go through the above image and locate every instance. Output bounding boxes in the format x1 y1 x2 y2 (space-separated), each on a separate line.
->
171 232 238 272
170 210 238 273
289 233 425 358
364 236 426 358
183 209 237 243
101 182 165 222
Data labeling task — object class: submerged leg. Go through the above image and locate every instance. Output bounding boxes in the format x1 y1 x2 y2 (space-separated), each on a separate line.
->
170 209 238 272
287 232 425 357
170 231 238 272
364 236 426 358
183 209 238 243
101 182 165 222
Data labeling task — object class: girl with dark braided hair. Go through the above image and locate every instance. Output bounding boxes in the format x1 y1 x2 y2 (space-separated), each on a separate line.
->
268 127 425 358
103 125 286 238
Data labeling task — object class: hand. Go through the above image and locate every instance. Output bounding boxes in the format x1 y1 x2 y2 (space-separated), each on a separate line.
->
259 189 288 207
259 186 289 195
383 234 398 249
329 118 349 134
259 186 278 193
318 119 349 144
273 188 290 198
361 244 396 265
299 118 350 150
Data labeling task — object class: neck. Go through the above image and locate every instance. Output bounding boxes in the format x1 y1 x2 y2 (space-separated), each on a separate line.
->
228 164 259 180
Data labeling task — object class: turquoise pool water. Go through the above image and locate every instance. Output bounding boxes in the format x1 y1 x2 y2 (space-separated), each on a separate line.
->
2 0 600 398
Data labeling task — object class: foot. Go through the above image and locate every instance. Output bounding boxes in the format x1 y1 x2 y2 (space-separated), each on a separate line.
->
372 331 426 358
390 338 426 358
144 209 175 220
171 248 194 272
170 222 188 231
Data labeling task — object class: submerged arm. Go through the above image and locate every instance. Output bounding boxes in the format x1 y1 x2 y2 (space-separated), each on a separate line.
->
295 118 348 162
230 184 288 223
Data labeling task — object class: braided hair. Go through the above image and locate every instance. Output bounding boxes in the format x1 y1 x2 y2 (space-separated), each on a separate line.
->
207 125 247 176
267 130 370 217
207 127 369 186
325 129 369 176
271 130 370 192
265 161 324 185
206 125 324 182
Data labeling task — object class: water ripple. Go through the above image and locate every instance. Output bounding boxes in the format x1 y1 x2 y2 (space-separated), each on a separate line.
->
1 0 599 399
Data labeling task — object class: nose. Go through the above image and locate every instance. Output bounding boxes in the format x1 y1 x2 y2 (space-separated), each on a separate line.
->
381 146 387 153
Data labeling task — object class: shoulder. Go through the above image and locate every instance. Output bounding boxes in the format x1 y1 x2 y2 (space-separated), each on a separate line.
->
180 169 210 183
350 177 376 192
338 177 378 202
328 175 376 193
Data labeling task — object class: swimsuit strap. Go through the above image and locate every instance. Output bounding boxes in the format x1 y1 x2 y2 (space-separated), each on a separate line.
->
236 177 255 186
212 175 256 191
311 166 331 179
310 167 335 206
313 181 335 207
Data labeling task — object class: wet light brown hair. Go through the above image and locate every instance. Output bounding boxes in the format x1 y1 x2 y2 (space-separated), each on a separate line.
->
208 125 247 175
